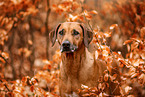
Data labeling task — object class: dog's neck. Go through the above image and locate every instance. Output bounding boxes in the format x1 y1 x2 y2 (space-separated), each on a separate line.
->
61 45 86 78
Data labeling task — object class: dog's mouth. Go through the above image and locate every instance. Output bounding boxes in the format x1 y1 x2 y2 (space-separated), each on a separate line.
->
60 41 78 53
60 45 78 53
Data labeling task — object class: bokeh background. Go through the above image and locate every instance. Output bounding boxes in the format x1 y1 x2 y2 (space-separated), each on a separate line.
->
0 0 145 96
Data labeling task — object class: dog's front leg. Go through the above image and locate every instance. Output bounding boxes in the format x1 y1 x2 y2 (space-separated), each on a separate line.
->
59 77 79 97
66 77 80 97
66 77 72 94
59 67 74 96
59 69 68 96
59 76 68 97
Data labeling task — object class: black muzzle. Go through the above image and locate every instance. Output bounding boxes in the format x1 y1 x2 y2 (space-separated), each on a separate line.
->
60 40 78 53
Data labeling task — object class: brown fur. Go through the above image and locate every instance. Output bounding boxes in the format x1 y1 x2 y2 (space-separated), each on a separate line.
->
50 22 120 96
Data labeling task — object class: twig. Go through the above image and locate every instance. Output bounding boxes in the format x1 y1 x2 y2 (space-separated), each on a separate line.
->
45 0 51 60
0 45 3 51
8 28 16 79
0 54 9 64
19 52 24 78
17 27 25 78
87 20 103 51
87 18 115 58
112 82 120 94
86 15 122 96
0 89 9 92
28 16 35 77
0 79 10 92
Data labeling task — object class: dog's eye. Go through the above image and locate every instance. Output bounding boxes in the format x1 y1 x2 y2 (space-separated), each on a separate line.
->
59 29 64 35
73 29 79 35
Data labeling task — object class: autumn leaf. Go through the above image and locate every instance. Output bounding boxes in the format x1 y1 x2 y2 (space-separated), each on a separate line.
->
5 20 14 31
138 73 145 84
28 40 33 45
90 87 98 93
30 85 34 92
119 63 124 68
83 10 92 20
109 24 118 30
67 14 78 22
132 59 144 67
81 84 88 89
89 10 98 14
82 93 90 96
104 32 112 37
1 52 9 59
140 27 145 38
123 40 133 45
110 74 117 82
125 86 132 94
104 73 109 81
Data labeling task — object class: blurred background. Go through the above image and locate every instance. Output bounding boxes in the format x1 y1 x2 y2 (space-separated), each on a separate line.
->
0 0 145 96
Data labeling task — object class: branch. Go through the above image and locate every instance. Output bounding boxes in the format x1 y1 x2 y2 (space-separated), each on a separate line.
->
87 20 103 51
8 28 16 79
0 54 9 64
0 79 11 92
28 16 35 76
45 0 51 59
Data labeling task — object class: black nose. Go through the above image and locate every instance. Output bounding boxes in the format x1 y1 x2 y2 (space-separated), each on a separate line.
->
62 40 70 48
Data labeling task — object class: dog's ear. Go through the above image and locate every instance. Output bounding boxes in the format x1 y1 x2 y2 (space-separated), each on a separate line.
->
50 23 61 46
80 24 93 48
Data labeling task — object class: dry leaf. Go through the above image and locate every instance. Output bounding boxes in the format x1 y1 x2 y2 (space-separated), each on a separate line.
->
110 24 118 30
131 73 138 78
104 73 109 81
123 40 133 45
30 85 34 92
28 40 33 45
125 86 132 94
90 10 98 14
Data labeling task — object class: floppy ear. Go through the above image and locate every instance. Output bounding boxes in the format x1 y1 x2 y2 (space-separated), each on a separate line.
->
49 24 61 46
80 24 93 48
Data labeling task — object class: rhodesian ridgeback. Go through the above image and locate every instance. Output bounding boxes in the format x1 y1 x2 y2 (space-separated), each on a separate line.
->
50 22 120 96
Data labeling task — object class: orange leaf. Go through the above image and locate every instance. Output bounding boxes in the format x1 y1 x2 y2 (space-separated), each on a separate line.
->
28 40 33 45
81 84 88 89
119 63 124 68
125 86 132 93
84 10 92 20
123 40 133 45
131 73 138 78
30 85 34 92
5 20 14 31
68 14 78 22
0 57 5 63
2 52 9 59
98 83 102 90
104 73 109 81
127 44 130 52
82 93 90 96
89 10 98 14
90 87 98 93
110 24 118 30
140 27 145 38
113 74 117 79
10 81 16 84
104 32 112 37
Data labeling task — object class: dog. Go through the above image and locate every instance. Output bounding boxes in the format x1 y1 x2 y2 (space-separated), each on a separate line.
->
50 22 120 96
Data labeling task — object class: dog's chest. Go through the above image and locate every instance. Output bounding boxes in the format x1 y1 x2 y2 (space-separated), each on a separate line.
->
61 53 84 77
61 49 95 83
79 52 95 84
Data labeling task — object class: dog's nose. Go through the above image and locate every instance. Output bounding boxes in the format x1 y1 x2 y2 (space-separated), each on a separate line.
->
62 40 70 48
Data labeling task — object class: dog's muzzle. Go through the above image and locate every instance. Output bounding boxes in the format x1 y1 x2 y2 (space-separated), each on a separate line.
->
60 40 78 53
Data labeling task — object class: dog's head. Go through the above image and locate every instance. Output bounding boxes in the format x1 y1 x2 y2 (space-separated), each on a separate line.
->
50 22 93 53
